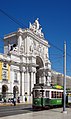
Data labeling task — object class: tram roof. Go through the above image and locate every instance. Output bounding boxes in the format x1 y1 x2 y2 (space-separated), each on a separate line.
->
33 84 63 90
33 84 52 89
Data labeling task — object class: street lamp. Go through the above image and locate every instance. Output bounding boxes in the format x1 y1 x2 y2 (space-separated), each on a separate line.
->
63 42 67 113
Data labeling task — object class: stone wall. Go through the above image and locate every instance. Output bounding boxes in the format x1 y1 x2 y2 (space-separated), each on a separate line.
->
51 70 71 89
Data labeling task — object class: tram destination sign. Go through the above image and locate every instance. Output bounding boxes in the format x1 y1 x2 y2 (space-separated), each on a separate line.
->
68 94 71 103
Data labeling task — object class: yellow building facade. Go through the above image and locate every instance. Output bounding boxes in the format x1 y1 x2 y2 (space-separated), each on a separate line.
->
0 54 11 101
0 61 10 81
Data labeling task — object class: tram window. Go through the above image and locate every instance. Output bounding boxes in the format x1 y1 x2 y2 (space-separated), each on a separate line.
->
60 92 62 98
40 90 44 97
35 90 40 98
51 91 63 98
51 91 56 98
51 91 53 98
57 92 62 98
56 92 58 98
57 92 60 98
33 91 35 97
54 91 56 98
46 91 49 98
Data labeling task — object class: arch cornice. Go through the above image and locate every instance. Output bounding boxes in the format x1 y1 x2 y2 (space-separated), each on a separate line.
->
23 29 50 47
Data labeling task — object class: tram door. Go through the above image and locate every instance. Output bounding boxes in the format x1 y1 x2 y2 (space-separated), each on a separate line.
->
40 90 44 107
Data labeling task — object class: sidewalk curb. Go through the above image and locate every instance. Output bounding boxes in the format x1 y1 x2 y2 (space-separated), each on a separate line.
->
0 102 32 106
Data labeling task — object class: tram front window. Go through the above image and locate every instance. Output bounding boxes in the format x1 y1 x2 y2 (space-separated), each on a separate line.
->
40 90 44 97
46 91 49 98
35 90 40 98
34 90 44 98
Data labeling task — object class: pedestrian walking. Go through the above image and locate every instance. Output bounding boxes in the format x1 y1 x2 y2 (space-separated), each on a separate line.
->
13 98 16 106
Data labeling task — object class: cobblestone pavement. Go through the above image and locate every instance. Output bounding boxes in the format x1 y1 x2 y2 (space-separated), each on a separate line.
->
1 108 71 119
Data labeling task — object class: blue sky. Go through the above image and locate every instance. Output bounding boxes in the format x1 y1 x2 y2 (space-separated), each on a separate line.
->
0 0 71 76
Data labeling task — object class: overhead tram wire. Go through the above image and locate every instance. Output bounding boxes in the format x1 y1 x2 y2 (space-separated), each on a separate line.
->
0 37 4 41
0 8 26 28
49 41 63 52
0 8 71 59
49 41 71 76
49 41 71 58
0 37 4 51
50 54 63 59
49 42 64 73
0 8 71 76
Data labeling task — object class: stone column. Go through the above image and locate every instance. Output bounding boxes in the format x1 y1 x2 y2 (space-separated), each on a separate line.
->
10 68 13 96
33 72 36 85
28 71 34 96
22 72 24 96
39 77 41 84
43 71 46 84
17 28 23 53
47 77 51 86
20 71 22 96
31 72 34 92
29 72 31 96
24 72 30 95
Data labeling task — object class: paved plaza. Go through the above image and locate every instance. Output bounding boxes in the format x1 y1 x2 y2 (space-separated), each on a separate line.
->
1 108 71 119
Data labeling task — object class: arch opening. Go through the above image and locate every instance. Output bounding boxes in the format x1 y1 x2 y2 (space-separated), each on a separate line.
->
2 85 8 98
13 86 19 98
36 56 44 84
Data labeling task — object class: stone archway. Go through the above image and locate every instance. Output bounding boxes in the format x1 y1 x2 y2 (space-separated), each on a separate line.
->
2 85 8 98
13 86 19 98
36 56 44 84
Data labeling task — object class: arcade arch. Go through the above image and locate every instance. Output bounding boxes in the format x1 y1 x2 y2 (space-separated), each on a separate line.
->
2 85 8 98
36 56 44 84
13 86 19 98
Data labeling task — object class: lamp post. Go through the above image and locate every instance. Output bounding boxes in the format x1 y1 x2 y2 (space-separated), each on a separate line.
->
63 41 67 113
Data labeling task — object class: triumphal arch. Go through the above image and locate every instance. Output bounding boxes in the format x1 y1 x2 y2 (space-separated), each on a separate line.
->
4 19 51 102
